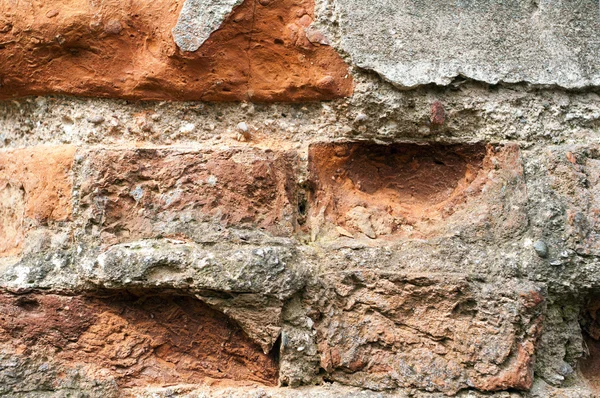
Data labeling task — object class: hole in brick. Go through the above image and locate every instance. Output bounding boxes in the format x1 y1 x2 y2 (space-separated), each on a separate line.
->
0 291 278 387
298 197 307 216
270 332 282 364
297 184 309 226
580 296 600 392
15 297 40 311
308 141 487 240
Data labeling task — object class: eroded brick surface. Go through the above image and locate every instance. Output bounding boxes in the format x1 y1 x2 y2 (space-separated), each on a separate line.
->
77 147 297 245
308 142 527 241
0 0 352 101
1 0 600 396
0 146 75 256
0 292 278 388
314 272 545 394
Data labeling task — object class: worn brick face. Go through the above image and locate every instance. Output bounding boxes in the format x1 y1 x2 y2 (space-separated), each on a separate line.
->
77 147 298 245
308 142 527 241
0 146 75 256
546 146 600 256
0 292 278 387
314 272 544 394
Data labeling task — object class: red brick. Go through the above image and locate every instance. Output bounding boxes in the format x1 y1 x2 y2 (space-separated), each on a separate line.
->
315 272 544 393
77 147 298 245
308 142 527 241
0 292 278 387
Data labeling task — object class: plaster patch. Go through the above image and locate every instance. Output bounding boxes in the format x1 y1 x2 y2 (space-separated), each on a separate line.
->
172 0 243 52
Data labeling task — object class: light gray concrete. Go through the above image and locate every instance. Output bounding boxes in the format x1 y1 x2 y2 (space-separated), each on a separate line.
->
172 0 243 52
320 0 600 88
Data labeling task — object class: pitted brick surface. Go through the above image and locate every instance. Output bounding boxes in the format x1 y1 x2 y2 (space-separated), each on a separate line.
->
76 147 298 245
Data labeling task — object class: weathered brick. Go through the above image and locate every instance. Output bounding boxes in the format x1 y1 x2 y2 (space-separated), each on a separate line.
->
545 146 600 256
0 292 278 387
314 272 544 394
77 147 298 245
308 142 527 242
0 0 352 101
0 146 75 256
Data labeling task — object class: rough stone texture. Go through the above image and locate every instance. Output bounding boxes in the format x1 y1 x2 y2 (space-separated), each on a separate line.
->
546 146 600 257
4 82 600 150
0 0 352 101
0 238 306 354
0 146 75 257
533 300 582 387
0 135 590 396
319 0 600 88
4 92 600 396
118 384 529 398
87 240 304 353
173 0 244 52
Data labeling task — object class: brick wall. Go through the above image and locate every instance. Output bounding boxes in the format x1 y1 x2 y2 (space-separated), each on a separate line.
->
1 1 600 397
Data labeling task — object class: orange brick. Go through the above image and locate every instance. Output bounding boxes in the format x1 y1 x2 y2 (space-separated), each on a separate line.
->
0 0 352 101
0 146 75 256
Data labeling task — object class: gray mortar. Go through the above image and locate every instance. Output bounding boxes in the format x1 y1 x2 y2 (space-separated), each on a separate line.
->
0 352 120 398
3 78 600 152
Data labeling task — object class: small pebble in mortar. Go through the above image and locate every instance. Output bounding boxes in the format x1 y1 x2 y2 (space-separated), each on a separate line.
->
533 240 549 258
